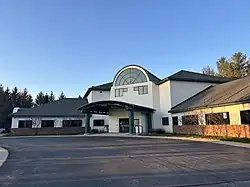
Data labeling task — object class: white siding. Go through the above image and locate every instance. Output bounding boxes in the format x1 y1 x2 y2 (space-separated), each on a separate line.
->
110 82 154 108
90 115 109 131
170 81 213 107
158 81 172 132
87 91 93 103
92 90 110 102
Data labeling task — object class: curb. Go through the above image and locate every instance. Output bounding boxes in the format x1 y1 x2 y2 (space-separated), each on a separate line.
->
84 134 250 149
0 147 8 167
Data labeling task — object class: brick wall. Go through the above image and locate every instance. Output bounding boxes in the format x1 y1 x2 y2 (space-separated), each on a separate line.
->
173 125 250 138
10 127 85 136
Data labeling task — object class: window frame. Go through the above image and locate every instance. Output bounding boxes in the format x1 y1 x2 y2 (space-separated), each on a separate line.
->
115 68 148 86
182 115 199 125
62 120 82 127
205 112 230 125
93 119 105 127
134 85 148 95
18 120 32 128
172 116 179 126
162 117 169 126
41 120 55 127
240 110 250 124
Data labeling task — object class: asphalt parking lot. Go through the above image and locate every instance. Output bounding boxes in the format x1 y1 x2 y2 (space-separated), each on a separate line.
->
0 136 250 187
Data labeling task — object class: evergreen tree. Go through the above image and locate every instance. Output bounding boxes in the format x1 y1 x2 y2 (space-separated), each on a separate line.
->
48 91 55 102
35 91 45 106
216 52 250 78
19 88 33 108
44 93 50 104
58 91 66 100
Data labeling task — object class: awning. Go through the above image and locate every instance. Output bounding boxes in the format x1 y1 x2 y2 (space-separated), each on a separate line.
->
78 100 155 115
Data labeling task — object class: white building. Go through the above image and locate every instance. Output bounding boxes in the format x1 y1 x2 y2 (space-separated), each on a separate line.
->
80 65 230 134
11 64 230 135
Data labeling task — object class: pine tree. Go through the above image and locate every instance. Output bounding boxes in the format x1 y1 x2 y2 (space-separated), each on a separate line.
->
35 91 45 106
48 91 55 102
58 91 66 100
19 88 33 108
216 52 250 78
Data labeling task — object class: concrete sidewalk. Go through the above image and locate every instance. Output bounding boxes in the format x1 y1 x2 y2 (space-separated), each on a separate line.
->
0 147 8 167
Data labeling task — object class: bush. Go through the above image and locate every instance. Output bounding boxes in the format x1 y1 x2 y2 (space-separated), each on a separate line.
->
91 129 99 134
99 130 105 133
149 128 165 134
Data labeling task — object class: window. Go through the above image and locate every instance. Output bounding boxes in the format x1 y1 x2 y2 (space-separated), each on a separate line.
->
205 112 230 125
133 87 138 91
134 119 140 126
162 117 169 126
18 120 32 128
134 85 148 95
240 110 250 124
93 119 105 126
41 120 54 127
172 116 179 126
63 120 82 127
115 88 128 97
182 115 199 125
115 68 147 86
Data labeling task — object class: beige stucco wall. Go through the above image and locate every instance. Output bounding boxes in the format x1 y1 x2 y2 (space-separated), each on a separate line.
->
175 103 250 125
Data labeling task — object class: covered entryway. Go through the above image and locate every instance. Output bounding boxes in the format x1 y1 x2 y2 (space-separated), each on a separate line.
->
78 100 155 134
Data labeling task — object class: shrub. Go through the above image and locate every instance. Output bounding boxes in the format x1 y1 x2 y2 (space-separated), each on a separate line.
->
91 129 99 134
149 128 165 134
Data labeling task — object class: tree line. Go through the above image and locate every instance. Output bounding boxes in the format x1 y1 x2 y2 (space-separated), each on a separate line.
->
0 86 83 128
202 52 250 78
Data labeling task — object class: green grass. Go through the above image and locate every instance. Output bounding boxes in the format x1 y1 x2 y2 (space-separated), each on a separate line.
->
220 137 250 143
150 133 250 143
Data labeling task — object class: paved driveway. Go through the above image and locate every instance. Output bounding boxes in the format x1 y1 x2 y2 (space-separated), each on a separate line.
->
0 136 250 187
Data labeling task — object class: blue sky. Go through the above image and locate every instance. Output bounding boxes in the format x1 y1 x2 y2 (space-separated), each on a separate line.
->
1 0 250 98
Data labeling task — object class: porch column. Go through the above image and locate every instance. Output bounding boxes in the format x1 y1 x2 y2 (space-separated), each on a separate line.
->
129 108 135 134
85 113 91 134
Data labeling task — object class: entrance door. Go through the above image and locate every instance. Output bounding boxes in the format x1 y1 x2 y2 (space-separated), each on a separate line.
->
119 118 129 133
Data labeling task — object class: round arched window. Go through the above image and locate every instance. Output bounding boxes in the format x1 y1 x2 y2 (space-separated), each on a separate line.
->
115 68 148 86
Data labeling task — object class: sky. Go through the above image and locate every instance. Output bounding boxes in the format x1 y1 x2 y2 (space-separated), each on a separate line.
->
1 0 250 98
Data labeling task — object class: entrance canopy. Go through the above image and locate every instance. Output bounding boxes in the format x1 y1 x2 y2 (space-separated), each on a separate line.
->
78 100 155 115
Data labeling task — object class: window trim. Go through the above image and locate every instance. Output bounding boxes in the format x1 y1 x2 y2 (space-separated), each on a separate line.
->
115 68 148 86
93 119 105 127
182 115 199 125
162 117 169 126
62 120 82 127
115 88 128 97
205 112 230 125
240 110 250 125
41 120 55 128
18 120 32 128
172 116 179 126
134 85 148 95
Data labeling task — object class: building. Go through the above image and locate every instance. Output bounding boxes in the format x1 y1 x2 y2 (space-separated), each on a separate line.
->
10 98 88 135
80 65 230 134
10 64 233 135
169 75 250 137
